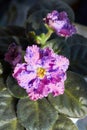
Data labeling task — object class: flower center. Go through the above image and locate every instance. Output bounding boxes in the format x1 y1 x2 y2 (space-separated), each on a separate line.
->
37 67 46 78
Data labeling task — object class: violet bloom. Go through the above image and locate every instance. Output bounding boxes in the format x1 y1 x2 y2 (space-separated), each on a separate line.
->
13 45 69 101
4 43 22 67
44 10 76 37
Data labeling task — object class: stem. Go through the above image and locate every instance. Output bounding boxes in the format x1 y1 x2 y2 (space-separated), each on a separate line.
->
35 29 53 46
44 30 53 43
41 30 53 45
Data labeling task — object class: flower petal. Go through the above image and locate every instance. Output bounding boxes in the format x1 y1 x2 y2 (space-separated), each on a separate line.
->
24 45 40 65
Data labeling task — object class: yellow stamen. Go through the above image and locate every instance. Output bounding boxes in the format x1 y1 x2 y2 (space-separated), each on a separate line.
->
37 67 46 78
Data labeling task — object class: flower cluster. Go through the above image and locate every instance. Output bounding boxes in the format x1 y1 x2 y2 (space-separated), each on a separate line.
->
4 43 22 67
13 45 69 101
44 10 76 37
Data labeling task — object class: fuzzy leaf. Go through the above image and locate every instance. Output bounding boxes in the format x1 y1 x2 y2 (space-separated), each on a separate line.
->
0 89 24 130
48 71 87 118
69 44 87 75
17 97 58 130
66 34 87 75
67 34 87 46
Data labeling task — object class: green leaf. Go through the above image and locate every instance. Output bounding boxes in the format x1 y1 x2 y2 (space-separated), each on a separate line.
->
67 34 87 46
69 44 87 75
48 71 87 118
26 9 49 34
0 118 24 130
0 89 24 130
6 75 27 99
17 97 58 130
65 34 87 75
50 114 78 130
26 0 75 34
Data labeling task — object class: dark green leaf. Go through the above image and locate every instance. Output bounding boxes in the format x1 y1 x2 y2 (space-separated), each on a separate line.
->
0 89 24 130
66 34 87 75
50 114 78 130
67 34 87 46
17 97 58 130
6 75 27 99
69 44 87 75
48 71 87 118
26 9 49 34
26 0 75 34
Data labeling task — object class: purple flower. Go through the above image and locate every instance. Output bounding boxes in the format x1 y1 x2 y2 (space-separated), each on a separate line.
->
13 45 69 101
44 10 76 37
4 43 22 67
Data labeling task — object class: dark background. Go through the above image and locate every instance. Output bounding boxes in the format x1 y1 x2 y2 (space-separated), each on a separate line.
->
0 0 87 26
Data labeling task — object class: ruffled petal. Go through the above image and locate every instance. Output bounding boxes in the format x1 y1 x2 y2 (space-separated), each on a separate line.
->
44 10 76 37
13 45 69 101
24 45 40 65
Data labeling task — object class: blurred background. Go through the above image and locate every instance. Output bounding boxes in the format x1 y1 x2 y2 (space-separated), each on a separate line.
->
0 0 87 26
0 0 87 130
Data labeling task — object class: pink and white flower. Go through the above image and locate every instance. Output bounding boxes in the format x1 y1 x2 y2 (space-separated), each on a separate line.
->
13 45 69 101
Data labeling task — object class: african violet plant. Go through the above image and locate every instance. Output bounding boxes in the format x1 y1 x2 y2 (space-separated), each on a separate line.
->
0 0 87 130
